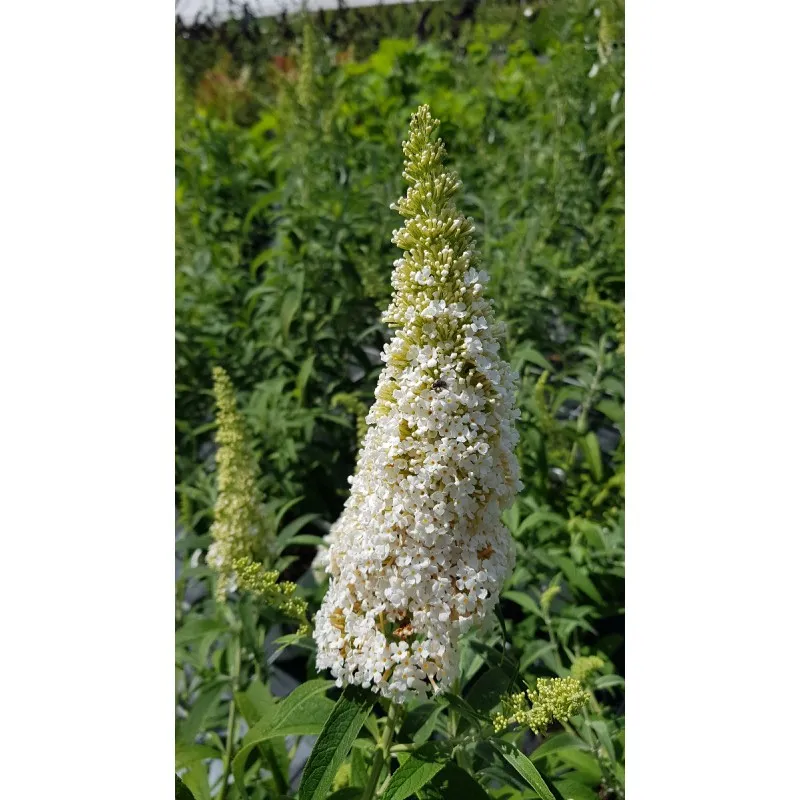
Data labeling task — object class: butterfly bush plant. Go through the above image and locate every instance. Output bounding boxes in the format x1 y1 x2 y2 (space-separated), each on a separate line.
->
176 106 622 800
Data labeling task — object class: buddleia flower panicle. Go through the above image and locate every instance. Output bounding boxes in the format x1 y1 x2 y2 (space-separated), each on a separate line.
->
206 366 270 601
296 17 316 116
540 576 561 618
570 655 605 682
313 105 523 702
207 367 309 633
493 677 590 734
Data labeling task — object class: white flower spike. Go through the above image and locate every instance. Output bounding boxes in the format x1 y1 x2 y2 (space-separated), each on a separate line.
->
313 105 522 702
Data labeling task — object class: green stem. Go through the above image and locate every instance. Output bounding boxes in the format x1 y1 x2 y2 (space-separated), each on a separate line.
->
361 703 400 800
447 678 469 770
218 631 242 800
578 708 618 797
544 614 565 672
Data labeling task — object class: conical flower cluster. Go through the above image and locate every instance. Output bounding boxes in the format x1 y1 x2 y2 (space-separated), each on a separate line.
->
207 367 308 632
313 106 522 702
207 366 271 601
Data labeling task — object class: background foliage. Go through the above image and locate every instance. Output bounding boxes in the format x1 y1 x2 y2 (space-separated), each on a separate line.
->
176 1 624 797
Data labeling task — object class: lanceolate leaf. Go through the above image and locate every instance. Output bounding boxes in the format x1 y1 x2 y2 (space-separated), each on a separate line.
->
528 733 589 762
175 774 197 800
466 666 514 714
232 679 333 791
381 745 447 800
179 762 211 800
503 590 543 617
298 686 374 800
424 764 493 800
399 702 444 745
494 741 566 800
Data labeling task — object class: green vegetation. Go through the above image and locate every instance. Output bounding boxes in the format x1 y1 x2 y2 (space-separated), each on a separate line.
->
176 1 624 798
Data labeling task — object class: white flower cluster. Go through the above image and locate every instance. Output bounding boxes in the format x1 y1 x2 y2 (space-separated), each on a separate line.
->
313 106 522 702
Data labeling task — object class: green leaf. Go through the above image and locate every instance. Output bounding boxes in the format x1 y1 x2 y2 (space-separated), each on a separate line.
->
179 762 211 800
281 534 325 548
494 741 565 800
553 777 599 800
466 667 513 714
594 675 625 690
326 790 363 800
275 513 321 552
295 353 315 402
595 399 624 424
423 764 492 800
351 744 368 787
400 702 443 745
178 683 226 745
280 287 302 340
589 720 617 764
243 189 281 235
175 743 218 770
298 685 374 800
176 774 197 800
582 433 603 481
235 682 290 796
441 692 482 727
520 641 558 673
512 346 552 372
553 556 603 605
232 679 334 792
270 633 317 656
176 619 227 646
556 750 603 784
503 590 543 617
528 733 589 762
382 745 447 800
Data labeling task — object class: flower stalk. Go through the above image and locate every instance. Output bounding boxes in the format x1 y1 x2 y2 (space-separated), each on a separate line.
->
361 703 401 800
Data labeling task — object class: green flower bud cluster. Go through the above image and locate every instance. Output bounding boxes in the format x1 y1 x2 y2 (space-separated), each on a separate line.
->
493 677 590 734
540 578 561 618
232 558 310 635
570 655 605 683
207 367 270 602
207 367 309 633
296 18 316 116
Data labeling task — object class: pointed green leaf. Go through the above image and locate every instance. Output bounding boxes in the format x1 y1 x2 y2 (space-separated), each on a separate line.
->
275 513 321 552
589 720 617 764
175 774 196 800
528 733 589 762
176 619 227 646
232 679 333 792
466 667 513 714
582 433 603 481
400 702 444 745
179 762 211 800
298 686 374 800
382 745 447 800
503 590 543 617
494 741 565 800
280 287 302 339
175 743 218 771
424 764 492 800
